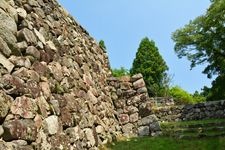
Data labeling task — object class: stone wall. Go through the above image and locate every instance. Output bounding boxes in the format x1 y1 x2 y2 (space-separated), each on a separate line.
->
108 74 161 137
153 100 225 122
0 0 224 149
0 0 122 149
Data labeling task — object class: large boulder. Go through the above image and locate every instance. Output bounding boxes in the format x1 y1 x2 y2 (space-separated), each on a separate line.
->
3 119 37 142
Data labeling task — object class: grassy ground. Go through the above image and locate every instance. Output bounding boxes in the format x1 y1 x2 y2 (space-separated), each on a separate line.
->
108 136 225 150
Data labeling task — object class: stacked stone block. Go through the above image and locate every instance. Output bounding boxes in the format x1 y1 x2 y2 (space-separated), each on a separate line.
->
0 0 121 149
153 100 225 122
108 74 160 137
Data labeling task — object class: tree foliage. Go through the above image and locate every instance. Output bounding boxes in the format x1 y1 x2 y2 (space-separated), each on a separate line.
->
130 37 168 96
172 0 225 78
99 40 106 51
112 67 130 77
202 75 225 101
172 0 225 101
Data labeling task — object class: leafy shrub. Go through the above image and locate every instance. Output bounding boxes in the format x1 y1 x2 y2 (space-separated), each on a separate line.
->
169 86 194 104
112 67 130 77
169 86 206 104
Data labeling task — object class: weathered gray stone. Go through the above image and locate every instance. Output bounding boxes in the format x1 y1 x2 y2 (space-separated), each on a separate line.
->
26 46 40 60
43 115 59 135
87 90 98 104
17 8 27 19
122 123 134 134
0 125 4 137
0 36 11 57
36 96 50 118
149 121 161 132
65 126 84 142
48 62 63 81
34 28 46 44
96 125 105 134
28 0 39 7
138 115 158 126
0 9 17 34
0 91 13 121
0 26 17 52
0 52 14 73
84 128 96 147
138 126 149 136
17 41 28 52
17 28 37 44
131 73 143 82
137 87 148 94
129 113 139 123
46 41 57 51
133 78 145 89
9 56 31 68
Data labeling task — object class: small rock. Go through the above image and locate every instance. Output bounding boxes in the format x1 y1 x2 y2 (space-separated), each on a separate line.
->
122 123 134 134
50 100 60 115
0 125 4 137
11 140 28 146
131 73 143 82
137 87 148 94
17 28 37 44
17 8 27 19
48 62 63 82
34 28 46 44
43 115 59 135
65 126 84 142
138 115 158 126
129 113 139 123
46 41 57 51
119 114 129 124
28 0 39 7
0 90 13 122
96 125 104 134
11 96 38 119
138 126 149 136
36 96 50 118
84 128 96 147
0 36 11 57
9 56 31 68
133 78 145 89
39 82 51 99
26 46 40 60
87 90 98 104
17 41 28 52
0 52 14 73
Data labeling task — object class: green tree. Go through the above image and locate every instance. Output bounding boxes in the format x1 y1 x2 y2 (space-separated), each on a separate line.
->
99 40 106 51
172 0 225 78
112 67 130 77
130 37 168 96
172 0 225 101
203 75 225 101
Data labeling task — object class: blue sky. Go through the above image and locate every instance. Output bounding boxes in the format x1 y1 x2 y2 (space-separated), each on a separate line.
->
57 0 212 93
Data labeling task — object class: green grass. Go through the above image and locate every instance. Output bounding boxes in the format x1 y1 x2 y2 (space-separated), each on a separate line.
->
160 119 225 129
108 136 225 150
